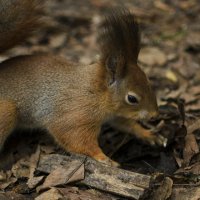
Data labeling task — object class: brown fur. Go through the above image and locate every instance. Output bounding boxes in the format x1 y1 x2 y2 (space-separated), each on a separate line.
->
0 3 162 166
0 0 43 52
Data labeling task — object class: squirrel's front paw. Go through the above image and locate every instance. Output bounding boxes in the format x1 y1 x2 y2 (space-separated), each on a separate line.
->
100 158 120 167
93 153 120 167
144 131 168 147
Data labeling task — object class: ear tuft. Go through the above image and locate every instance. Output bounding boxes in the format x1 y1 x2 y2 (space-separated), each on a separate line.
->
98 8 141 81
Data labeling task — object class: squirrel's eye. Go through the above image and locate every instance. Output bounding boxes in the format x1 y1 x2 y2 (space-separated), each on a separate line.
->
125 92 140 105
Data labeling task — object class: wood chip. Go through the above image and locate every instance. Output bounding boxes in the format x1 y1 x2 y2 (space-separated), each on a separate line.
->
37 153 152 199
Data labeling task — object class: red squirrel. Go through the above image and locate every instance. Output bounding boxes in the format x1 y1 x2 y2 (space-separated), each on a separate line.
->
0 0 167 166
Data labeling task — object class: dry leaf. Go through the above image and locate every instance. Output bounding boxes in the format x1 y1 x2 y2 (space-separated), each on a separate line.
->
176 162 200 175
139 47 167 66
154 1 174 12
0 177 17 190
187 119 200 134
27 176 44 189
35 188 64 200
49 33 67 48
183 121 199 166
183 133 199 166
11 158 30 178
37 160 84 192
152 177 173 200
171 187 200 200
27 146 41 189
0 191 29 200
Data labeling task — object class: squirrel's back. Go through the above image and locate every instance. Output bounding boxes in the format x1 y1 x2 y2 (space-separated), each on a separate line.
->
0 0 43 53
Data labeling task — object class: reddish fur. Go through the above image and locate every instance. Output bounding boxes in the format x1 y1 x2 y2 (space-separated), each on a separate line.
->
0 2 161 166
0 100 17 150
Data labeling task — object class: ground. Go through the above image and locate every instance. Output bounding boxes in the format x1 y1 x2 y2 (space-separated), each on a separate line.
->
0 0 200 199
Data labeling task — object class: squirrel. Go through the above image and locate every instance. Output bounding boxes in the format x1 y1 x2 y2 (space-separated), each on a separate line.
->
0 0 167 166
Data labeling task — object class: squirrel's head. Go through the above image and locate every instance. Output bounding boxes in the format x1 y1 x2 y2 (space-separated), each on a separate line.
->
98 9 158 121
106 63 158 121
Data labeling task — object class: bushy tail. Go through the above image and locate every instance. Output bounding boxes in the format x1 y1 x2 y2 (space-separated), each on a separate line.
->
0 0 43 53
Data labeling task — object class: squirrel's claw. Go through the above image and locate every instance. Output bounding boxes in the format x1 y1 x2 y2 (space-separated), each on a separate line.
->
144 132 168 147
157 135 168 147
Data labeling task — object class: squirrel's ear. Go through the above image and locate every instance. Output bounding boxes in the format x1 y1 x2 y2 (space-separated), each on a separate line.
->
98 8 140 85
104 53 127 85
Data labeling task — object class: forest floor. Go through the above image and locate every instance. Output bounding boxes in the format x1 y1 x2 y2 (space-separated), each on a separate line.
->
0 0 200 199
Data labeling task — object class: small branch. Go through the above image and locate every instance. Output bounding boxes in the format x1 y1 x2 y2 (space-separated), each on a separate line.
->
37 153 152 199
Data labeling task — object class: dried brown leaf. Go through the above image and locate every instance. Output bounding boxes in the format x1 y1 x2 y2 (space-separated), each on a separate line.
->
27 176 44 189
183 133 199 166
176 162 200 176
152 177 173 200
139 47 167 66
0 191 30 200
37 160 84 192
35 188 64 200
171 187 200 200
11 158 30 179
0 177 17 190
28 146 41 189
187 119 200 134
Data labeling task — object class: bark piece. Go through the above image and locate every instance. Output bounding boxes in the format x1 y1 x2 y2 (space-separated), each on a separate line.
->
37 153 152 199
58 187 113 200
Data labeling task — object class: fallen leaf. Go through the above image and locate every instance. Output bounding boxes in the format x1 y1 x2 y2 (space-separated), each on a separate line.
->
35 188 64 200
0 191 29 200
152 177 173 200
37 160 84 192
154 1 174 12
182 121 200 166
183 133 199 166
0 177 17 190
187 119 200 134
11 158 30 179
139 47 167 66
27 146 41 189
27 176 44 189
49 33 67 48
171 187 200 200
176 162 200 176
